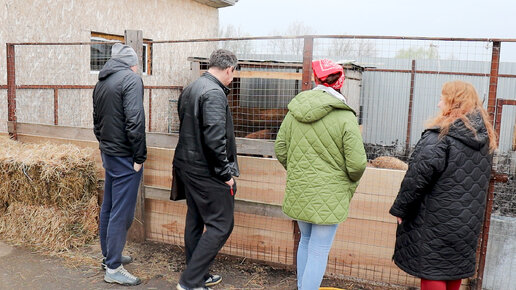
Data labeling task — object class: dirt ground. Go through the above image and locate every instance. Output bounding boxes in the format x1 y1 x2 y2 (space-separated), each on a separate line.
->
0 239 390 290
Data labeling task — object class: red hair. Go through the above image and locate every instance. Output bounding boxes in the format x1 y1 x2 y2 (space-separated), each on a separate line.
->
426 81 497 152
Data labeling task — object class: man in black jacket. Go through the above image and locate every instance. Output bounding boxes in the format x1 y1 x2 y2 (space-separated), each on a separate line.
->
173 49 240 290
93 43 146 286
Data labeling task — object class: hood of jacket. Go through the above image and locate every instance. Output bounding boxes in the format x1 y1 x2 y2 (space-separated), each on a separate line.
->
428 110 489 150
287 89 355 123
98 58 131 81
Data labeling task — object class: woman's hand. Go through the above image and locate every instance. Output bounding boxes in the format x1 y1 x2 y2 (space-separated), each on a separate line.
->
225 177 234 187
397 217 403 225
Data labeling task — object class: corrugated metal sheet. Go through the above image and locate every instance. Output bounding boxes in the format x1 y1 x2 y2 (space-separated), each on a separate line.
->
495 78 516 152
359 57 515 152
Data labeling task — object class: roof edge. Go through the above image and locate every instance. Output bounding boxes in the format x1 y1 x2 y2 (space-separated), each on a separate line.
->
192 0 238 8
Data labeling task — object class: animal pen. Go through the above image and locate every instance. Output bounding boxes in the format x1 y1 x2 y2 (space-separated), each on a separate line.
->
2 34 516 289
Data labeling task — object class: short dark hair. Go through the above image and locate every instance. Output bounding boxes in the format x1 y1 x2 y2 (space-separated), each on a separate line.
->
208 49 238 70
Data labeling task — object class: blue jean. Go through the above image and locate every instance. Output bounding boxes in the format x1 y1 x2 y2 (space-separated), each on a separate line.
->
296 221 339 290
99 153 143 269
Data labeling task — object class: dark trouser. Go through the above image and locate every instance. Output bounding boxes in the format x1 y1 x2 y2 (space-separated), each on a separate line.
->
177 167 236 288
99 153 143 269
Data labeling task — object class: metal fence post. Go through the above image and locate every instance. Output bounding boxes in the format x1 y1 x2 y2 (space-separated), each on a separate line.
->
6 43 17 140
301 36 314 91
474 40 501 290
125 30 146 243
291 35 315 266
405 59 416 156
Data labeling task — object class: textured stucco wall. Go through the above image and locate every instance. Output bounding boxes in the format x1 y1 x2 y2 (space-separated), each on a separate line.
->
1 0 220 132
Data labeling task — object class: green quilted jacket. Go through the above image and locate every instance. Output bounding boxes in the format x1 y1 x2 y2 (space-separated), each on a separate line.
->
275 89 367 224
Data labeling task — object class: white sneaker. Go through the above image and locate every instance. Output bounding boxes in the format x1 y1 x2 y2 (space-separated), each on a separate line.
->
104 265 141 286
176 283 211 290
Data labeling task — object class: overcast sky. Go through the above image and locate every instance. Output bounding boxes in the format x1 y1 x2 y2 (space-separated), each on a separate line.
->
219 0 516 61
220 0 514 38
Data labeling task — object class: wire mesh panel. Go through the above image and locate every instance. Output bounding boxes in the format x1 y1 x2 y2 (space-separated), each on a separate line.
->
4 36 516 289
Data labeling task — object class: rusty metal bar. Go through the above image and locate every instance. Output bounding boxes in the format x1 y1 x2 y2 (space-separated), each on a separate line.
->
148 88 152 132
301 36 314 91
487 42 501 124
494 99 516 137
144 85 182 90
474 41 501 290
11 35 516 47
292 220 300 267
2 84 182 90
365 68 490 77
7 43 17 139
18 85 94 89
53 88 58 125
405 60 416 154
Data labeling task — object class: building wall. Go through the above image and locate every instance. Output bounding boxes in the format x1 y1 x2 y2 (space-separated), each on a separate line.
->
0 0 220 132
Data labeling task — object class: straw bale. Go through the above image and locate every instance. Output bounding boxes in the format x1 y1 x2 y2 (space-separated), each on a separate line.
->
0 137 98 209
0 137 100 252
0 197 99 252
370 156 408 171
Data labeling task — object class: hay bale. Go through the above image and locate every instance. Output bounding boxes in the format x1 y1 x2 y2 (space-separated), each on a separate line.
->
0 137 98 209
0 197 99 252
370 156 408 170
0 137 99 252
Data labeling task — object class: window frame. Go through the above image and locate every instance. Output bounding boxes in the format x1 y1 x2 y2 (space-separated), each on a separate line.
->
90 32 152 75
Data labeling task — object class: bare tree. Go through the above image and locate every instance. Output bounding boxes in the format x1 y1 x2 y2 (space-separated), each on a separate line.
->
326 39 377 59
270 21 315 57
395 44 439 59
218 24 255 56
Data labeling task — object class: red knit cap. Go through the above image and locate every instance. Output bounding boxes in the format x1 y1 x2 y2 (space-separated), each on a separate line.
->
312 59 345 90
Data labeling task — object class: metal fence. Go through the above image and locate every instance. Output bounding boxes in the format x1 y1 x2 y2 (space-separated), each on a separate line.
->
2 35 515 289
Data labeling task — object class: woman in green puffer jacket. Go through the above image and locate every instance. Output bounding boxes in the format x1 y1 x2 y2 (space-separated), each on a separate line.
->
275 59 367 290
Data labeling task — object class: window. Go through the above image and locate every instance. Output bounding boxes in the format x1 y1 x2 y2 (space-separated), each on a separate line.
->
90 32 152 74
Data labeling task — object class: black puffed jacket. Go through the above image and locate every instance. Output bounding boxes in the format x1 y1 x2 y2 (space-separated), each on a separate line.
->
389 111 492 280
93 59 147 164
173 72 239 182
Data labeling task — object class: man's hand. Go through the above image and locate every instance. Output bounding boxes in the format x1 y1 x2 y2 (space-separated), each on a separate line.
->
133 162 143 172
225 177 234 187
397 217 403 225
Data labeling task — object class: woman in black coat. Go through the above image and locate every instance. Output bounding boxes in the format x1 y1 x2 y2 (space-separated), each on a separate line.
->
390 81 497 290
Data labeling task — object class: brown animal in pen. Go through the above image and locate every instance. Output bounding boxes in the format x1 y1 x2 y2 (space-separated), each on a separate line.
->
370 156 408 171
245 129 271 139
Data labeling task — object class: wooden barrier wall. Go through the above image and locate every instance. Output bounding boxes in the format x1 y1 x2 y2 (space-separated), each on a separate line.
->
11 123 418 287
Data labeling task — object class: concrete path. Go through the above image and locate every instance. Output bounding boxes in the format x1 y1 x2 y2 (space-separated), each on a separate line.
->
0 242 173 290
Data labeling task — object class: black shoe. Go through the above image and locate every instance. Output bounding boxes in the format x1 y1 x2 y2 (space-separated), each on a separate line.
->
204 274 222 287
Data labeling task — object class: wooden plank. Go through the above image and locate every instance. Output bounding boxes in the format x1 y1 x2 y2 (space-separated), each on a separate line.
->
201 69 305 81
145 199 294 264
348 192 397 223
14 123 276 156
145 186 286 218
126 26 147 243
356 167 406 197
143 147 174 188
17 123 96 142
335 218 397 251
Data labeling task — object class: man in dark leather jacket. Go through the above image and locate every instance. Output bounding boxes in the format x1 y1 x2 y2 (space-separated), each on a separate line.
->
173 49 239 290
93 43 146 286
